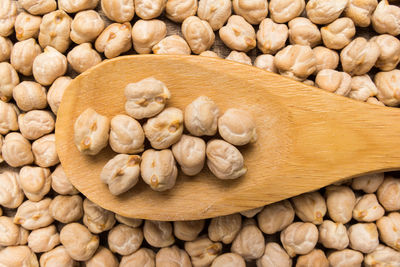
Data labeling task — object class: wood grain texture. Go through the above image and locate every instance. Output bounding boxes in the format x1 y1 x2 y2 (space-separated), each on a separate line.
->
56 55 400 221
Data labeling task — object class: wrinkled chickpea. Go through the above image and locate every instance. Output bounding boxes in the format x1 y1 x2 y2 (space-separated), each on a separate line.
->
11 38 42 76
156 245 191 266
172 135 205 176
371 34 400 71
33 46 68 86
0 36 12 61
14 198 54 230
231 219 265 261
257 200 295 234
165 0 197 23
115 214 143 228
184 236 222 266
348 223 379 253
15 12 41 42
101 154 141 195
321 18 356 50
47 76 72 115
0 171 24 208
0 100 18 134
95 22 132 59
377 176 400 211
182 16 215 54
364 244 400 266
0 62 19 102
349 75 378 102
352 173 384 193
291 191 326 225
120 248 155 267
58 0 99 13
152 35 191 55
375 69 400 106
60 223 99 261
185 95 219 137
109 114 144 154
38 11 72 53
0 216 29 246
296 249 329 267
86 246 119 267
345 0 378 27
233 0 268 25
306 0 347 25
197 0 231 31
18 166 51 201
2 132 34 167
257 18 288 54
70 10 105 44
0 0 17 37
51 164 79 195
32 134 59 167
212 253 245 267
280 222 318 257
327 249 363 267
288 17 321 48
208 213 242 244
226 51 252 65
318 220 349 250
40 246 77 267
315 70 352 96
101 0 135 23
135 0 166 20
49 195 83 223
18 110 55 140
219 15 256 52
377 212 400 250
67 43 102 74
173 220 205 241
108 224 143 256
257 242 292 267
269 0 305 23
18 0 57 15
353 194 385 222
313 46 339 74
0 246 38 267
131 19 166 54
83 198 116 234
254 54 277 73
326 185 356 224
13 82 47 112
372 0 400 36
240 207 263 218
28 225 60 253
143 220 175 248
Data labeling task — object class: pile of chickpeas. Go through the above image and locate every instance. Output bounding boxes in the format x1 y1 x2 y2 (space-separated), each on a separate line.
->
0 0 400 266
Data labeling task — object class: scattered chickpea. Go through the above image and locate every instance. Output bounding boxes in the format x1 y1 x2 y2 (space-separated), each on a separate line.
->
218 108 256 146
269 0 305 23
257 200 295 234
291 191 326 225
47 76 72 115
135 0 166 20
226 51 252 65
182 16 215 54
377 176 400 211
115 214 143 228
18 0 57 15
325 185 356 224
208 213 242 244
212 253 246 267
280 222 319 257
38 10 72 53
172 134 206 176
49 195 84 223
0 36 12 62
144 220 175 248
197 0 232 31
231 219 265 261
0 0 17 37
67 43 102 74
353 194 385 222
28 225 60 253
256 242 292 267
131 19 167 54
2 132 34 167
109 115 144 154
372 0 400 36
101 0 135 23
318 220 349 250
327 249 363 267
296 249 329 267
173 219 205 241
0 171 24 209
108 224 143 255
239 207 263 218
156 245 191 266
18 110 55 140
120 248 155 267
58 0 99 13
0 62 19 102
13 81 47 112
254 54 277 73
306 0 347 25
11 38 42 76
32 46 68 86
321 18 356 50
0 100 19 134
233 0 268 25
349 75 379 102
313 46 339 74
352 173 384 193
185 236 222 266
0 246 38 267
376 212 400 251
0 216 29 246
83 198 116 234
85 246 119 267
348 223 379 253
14 12 41 42
219 15 256 52
288 17 321 48
165 0 197 23
345 0 378 27
364 244 400 266
95 22 132 59
50 164 80 195
185 95 219 137
18 166 51 201
315 69 352 96
375 69 400 106
70 10 105 44
40 246 77 267
14 198 54 230
152 34 191 55
32 134 59 167
371 34 400 71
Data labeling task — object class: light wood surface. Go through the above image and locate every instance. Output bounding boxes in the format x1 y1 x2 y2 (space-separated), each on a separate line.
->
55 55 400 221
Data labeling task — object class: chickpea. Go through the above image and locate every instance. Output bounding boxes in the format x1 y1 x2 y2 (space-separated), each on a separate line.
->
59 0 99 13
18 0 57 15
83 198 116 234
108 224 143 255
95 22 132 59
231 219 265 261
143 220 175 248
240 207 263 218
28 225 60 253
233 0 268 25
172 135 205 176
0 171 24 209
256 242 291 267
0 62 19 102
315 70 352 96
32 134 59 167
306 0 347 25
11 39 42 76
0 216 29 246
15 13 40 42
313 46 339 74
0 135 3 163
377 176 400 211
0 100 18 134
269 0 305 23
291 191 326 225
67 43 102 74
18 166 51 202
367 97 385 106
101 0 135 23
2 132 34 167
184 95 219 137
325 185 356 224
49 195 83 223
219 15 256 52
375 69 400 106
353 194 385 222
101 154 141 195
318 220 349 250
165 0 197 23
181 16 214 55
156 245 191 266
281 222 318 257
197 0 231 31
296 249 329 267
74 108 110 155
60 223 99 261
115 214 143 228
345 0 378 27
18 110 55 140
371 34 400 71
0 246 38 267
327 249 363 267
132 19 166 54
352 173 384 193
254 55 277 73
47 76 72 115
372 0 400 36
208 213 241 244
184 236 222 266
33 46 68 86
173 219 205 241
135 0 166 20
38 11 72 54
40 246 77 267
152 35 191 55
348 75 378 102
212 253 245 267
364 244 400 266
51 164 79 195
86 246 119 267
321 18 356 50
0 0 17 37
120 248 155 267
14 198 54 230
288 18 321 48
377 212 400 250
0 36 12 61
348 223 379 253
256 18 288 55
13 82 47 112
257 200 295 234
226 51 252 65
109 114 144 154
274 45 316 81
70 10 105 44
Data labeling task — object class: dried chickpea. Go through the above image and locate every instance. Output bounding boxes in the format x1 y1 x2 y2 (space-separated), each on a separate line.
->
152 35 191 55
18 0 57 15
109 114 144 154
377 176 400 211
59 0 99 13
226 51 252 65
125 77 170 119
15 12 41 42
13 82 47 112
95 22 132 59
120 248 155 267
372 0 400 36
49 195 83 223
315 70 352 96
165 0 197 23
18 166 51 201
184 236 222 266
257 242 291 267
219 15 256 52
38 11 72 53
296 249 329 267
14 198 54 230
0 36 12 61
60 223 99 261
0 100 18 134
28 225 60 253
108 224 143 255
352 173 384 193
321 18 356 50
156 245 191 266
254 54 277 73
197 0 232 31
231 219 265 261
11 39 42 76
348 223 379 253
269 0 305 23
32 134 59 167
0 216 29 246
318 220 349 250
47 76 72 115
40 246 77 267
67 43 102 74
353 194 385 222
135 0 165 19
326 185 356 224
233 0 268 25
181 16 215 54
101 0 135 23
371 34 400 71
280 222 318 257
86 246 119 267
291 191 326 225
289 17 321 48
364 244 400 266
0 246 38 267
306 0 347 25
0 0 17 37
2 132 34 167
132 19 166 54
51 164 79 195
208 213 241 244
256 18 288 54
0 171 24 208
240 207 263 218
33 46 68 86
143 220 175 248
327 249 363 267
349 75 378 102
212 253 245 267
345 0 378 27
173 220 205 241
184 95 219 137
172 135 206 176
115 214 143 227
83 198 116 234
313 46 339 74
377 212 400 250
0 62 19 102
70 10 105 44
375 69 400 106
18 110 55 140
257 200 295 234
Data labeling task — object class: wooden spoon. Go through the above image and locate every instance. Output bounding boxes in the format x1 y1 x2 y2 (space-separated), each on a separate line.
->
55 55 400 221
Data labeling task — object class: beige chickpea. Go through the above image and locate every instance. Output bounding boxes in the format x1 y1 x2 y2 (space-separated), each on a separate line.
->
143 107 183 149
185 95 219 137
101 154 141 196
0 0 17 37
345 0 378 27
59 0 99 13
173 220 205 241
377 176 400 211
0 216 29 246
60 223 99 261
291 191 326 225
165 0 197 23
47 76 72 115
352 173 384 193
0 100 18 134
240 207 263 218
377 212 400 250
109 114 144 154
348 75 378 102
226 51 252 65
0 62 19 102
172 135 205 176
219 15 256 52
115 214 143 228
156 245 191 266
101 0 134 23
256 18 288 55
375 69 400 106
19 166 51 202
70 10 105 44
0 36 12 61
353 194 385 222
315 70 352 96
256 242 291 267
18 110 54 140
67 43 101 74
233 0 268 25
18 0 57 15
15 12 41 41
372 0 400 36
371 34 400 71
85 246 119 267
257 200 295 234
325 185 356 224
231 219 265 261
306 0 347 25
2 132 34 167
182 16 215 54
269 0 305 23
185 236 222 266
327 249 363 267
120 248 155 267
321 18 356 50
28 225 60 253
313 46 339 74
83 198 116 234
95 22 132 59
254 55 277 73
0 171 24 208
208 213 242 244
365 245 400 266
219 108 256 146
274 45 316 81
0 246 38 267
212 253 245 267
49 195 83 223
11 39 42 76
51 164 79 195
32 134 59 167
143 220 175 248
348 223 379 253
288 17 321 48
280 222 318 257
132 19 166 54
135 0 165 19
197 0 231 31
296 249 329 267
206 139 247 180
108 224 143 255
318 220 349 250
13 82 47 112
38 11 72 53
141 149 178 191
152 35 191 55
14 198 54 230
40 246 77 267
33 46 68 86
